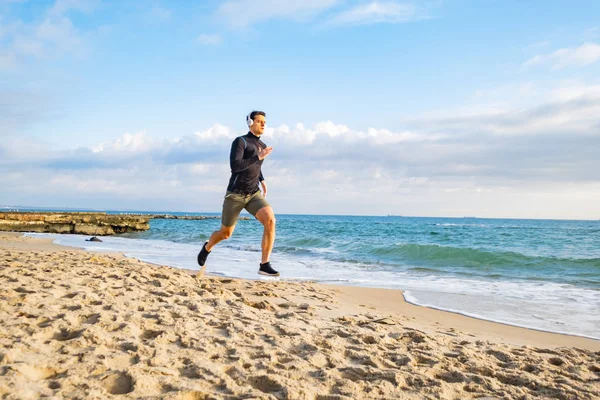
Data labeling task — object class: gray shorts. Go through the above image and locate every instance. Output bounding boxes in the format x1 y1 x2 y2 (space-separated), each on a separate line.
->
221 191 270 227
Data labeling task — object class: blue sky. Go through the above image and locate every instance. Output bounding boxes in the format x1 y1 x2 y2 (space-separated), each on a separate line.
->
1 0 600 219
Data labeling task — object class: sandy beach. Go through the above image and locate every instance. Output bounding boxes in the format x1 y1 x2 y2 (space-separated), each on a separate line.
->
1 232 599 399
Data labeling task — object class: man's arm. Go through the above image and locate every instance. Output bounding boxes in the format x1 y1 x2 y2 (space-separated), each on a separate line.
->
230 137 259 173
259 172 267 197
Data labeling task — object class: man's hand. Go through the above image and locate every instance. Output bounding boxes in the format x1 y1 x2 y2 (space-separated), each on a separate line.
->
260 181 268 198
258 146 273 160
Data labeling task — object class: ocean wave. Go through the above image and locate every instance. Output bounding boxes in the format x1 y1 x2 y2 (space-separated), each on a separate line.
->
370 243 600 270
279 237 332 248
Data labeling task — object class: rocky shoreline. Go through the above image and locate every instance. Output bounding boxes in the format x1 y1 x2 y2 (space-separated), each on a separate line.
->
141 214 250 221
0 212 150 236
0 212 247 236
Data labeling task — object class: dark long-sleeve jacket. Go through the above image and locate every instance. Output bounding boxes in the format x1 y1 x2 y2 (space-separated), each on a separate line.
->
226 132 266 194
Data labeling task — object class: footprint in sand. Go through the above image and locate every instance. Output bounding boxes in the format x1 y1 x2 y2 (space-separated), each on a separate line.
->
53 327 85 341
14 287 36 294
101 371 134 395
247 375 285 394
548 356 566 366
82 313 101 325
141 329 165 340
48 381 61 389
522 363 541 373
435 370 466 383
120 342 138 352
179 364 203 379
486 349 512 363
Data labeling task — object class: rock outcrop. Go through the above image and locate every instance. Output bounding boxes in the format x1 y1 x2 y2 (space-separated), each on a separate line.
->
149 214 250 221
0 212 150 236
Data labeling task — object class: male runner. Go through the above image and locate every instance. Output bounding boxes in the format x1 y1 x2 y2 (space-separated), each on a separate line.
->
197 111 279 276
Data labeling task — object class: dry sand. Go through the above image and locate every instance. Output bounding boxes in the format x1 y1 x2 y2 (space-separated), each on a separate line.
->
1 232 599 399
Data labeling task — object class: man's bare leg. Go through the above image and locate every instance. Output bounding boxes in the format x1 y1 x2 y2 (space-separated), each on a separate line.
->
198 224 235 271
206 225 235 252
255 206 276 264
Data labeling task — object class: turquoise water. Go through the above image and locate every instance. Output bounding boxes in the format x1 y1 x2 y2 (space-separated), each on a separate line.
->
29 213 600 339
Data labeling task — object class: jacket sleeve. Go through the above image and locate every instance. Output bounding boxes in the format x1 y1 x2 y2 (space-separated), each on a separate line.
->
230 137 259 173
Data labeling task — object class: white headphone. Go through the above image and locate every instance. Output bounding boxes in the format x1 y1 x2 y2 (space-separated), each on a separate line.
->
246 113 254 128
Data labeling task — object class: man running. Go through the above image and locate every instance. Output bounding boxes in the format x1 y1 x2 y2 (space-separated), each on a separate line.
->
197 111 279 276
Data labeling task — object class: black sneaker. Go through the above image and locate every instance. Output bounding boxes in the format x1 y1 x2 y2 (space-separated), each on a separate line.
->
259 262 279 277
197 241 211 267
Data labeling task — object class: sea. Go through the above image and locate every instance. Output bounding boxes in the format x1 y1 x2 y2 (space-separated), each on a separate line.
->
22 211 600 340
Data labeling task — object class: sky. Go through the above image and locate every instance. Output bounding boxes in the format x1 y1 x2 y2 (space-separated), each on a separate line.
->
1 0 599 219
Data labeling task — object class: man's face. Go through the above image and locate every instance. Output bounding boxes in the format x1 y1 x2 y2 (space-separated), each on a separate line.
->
251 114 266 136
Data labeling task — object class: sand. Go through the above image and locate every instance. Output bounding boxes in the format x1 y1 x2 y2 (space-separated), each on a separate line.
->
1 232 599 399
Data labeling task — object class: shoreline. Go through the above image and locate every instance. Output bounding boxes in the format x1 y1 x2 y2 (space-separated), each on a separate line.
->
326 285 600 350
21 228 600 342
400 298 600 343
4 232 599 350
2 231 599 399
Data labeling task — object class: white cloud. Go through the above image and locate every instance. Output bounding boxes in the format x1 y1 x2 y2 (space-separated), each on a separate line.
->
92 130 155 153
188 163 213 176
327 1 422 26
471 82 537 109
193 123 233 141
2 87 600 218
549 82 600 102
0 1 90 68
196 33 222 46
409 96 600 138
36 16 83 53
524 42 600 69
217 0 340 29
263 121 439 147
216 0 429 29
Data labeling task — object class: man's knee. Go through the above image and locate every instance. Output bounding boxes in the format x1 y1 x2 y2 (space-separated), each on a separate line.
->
256 207 276 229
220 225 235 239
263 213 276 228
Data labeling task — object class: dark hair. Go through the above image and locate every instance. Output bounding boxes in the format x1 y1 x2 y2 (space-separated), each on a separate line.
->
250 110 266 120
